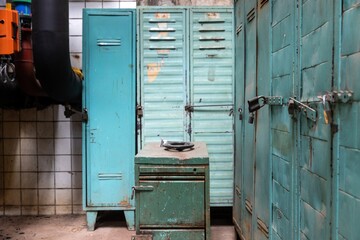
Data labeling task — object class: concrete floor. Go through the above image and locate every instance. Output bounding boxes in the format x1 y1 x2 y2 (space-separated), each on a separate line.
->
0 208 237 240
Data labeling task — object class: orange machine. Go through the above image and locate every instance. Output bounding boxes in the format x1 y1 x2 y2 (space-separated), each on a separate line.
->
0 8 20 55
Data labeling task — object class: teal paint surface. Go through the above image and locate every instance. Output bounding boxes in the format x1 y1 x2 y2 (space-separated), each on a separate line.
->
234 0 360 239
138 7 234 206
82 9 136 230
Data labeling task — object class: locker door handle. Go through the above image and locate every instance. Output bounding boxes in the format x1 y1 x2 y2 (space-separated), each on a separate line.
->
149 46 176 50
199 46 226 50
131 185 154 199
97 39 121 46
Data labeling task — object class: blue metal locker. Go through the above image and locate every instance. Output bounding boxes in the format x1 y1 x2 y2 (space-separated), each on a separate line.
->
82 9 136 231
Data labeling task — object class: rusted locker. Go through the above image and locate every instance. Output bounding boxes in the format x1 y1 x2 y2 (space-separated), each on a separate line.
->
336 0 360 239
0 8 20 54
297 0 334 239
138 7 234 207
241 0 258 239
253 1 271 239
233 0 245 238
138 8 188 145
189 7 234 206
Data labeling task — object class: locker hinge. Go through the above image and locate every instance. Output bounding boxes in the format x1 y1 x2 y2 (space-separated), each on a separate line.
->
137 105 143 118
320 90 353 104
64 105 88 122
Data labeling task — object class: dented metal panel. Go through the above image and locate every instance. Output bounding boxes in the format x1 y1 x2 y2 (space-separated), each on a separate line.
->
337 1 360 239
190 8 234 206
139 8 188 145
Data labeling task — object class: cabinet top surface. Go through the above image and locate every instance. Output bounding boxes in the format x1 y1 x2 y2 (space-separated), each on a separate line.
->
135 142 209 165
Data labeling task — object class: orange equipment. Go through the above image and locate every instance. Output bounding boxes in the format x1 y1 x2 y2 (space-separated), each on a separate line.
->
0 8 20 54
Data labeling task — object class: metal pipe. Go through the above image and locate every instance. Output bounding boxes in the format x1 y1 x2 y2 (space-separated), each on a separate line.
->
32 0 82 104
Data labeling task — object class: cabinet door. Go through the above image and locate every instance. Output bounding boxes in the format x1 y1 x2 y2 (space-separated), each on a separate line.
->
138 180 205 228
83 10 136 207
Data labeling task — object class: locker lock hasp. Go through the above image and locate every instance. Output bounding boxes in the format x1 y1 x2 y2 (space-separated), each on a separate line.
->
247 96 267 124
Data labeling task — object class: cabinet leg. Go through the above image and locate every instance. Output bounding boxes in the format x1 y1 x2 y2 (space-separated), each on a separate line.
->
124 210 135 230
86 211 98 231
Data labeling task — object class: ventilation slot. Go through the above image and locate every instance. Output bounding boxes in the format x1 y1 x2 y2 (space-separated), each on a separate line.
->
260 0 269 8
257 218 269 238
149 19 176 23
245 199 253 214
247 8 255 22
236 23 243 35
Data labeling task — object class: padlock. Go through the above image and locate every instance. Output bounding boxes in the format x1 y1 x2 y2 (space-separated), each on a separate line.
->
248 112 255 124
322 95 332 125
238 107 243 120
247 96 266 113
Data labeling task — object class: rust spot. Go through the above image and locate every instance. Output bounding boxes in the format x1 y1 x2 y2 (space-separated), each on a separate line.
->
155 12 170 19
207 12 220 19
72 54 80 59
147 61 164 82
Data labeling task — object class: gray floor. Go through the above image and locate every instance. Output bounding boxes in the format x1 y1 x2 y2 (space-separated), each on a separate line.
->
0 209 237 240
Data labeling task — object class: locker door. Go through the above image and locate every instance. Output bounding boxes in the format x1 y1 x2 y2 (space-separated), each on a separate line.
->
298 0 334 239
241 1 257 239
139 9 188 145
254 1 271 239
270 1 297 239
233 0 245 236
189 8 234 206
83 10 136 206
337 1 360 239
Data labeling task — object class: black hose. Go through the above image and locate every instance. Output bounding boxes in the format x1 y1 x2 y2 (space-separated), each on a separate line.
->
32 0 82 104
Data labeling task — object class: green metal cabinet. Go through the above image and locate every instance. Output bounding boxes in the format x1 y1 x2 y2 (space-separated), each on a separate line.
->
133 142 210 240
233 0 360 239
138 7 234 207
82 9 136 231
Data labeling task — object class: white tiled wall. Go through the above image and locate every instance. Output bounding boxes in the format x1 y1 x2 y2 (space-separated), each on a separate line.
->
0 106 83 215
69 0 137 70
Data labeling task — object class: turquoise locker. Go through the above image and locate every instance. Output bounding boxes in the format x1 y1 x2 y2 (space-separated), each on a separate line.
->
138 7 234 207
234 0 360 239
138 8 188 144
233 0 245 237
82 9 136 231
189 8 234 207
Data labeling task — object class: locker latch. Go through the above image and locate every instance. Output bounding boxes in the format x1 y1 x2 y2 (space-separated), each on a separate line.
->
288 97 317 122
131 185 154 200
320 90 353 104
137 105 143 118
247 95 283 123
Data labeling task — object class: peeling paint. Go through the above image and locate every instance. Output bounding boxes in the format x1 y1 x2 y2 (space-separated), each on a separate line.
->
146 61 164 83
